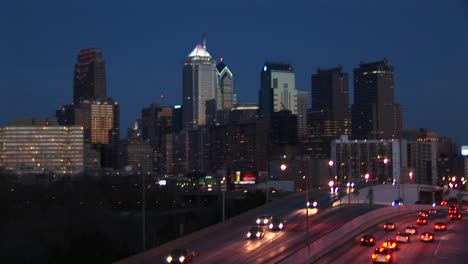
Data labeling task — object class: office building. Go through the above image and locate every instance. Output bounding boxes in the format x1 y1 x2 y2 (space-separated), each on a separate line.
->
304 66 350 157
352 59 401 139
73 48 107 103
400 129 438 185
216 58 236 111
0 126 84 175
259 62 298 127
331 135 400 184
182 39 217 129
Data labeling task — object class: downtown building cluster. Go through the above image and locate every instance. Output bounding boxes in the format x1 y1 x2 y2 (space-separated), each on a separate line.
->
0 40 464 191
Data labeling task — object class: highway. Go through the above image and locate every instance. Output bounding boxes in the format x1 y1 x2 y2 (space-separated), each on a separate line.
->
117 190 380 264
316 208 468 264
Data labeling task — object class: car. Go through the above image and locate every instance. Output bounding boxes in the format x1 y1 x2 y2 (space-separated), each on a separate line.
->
382 239 399 251
256 215 272 225
433 222 447 231
449 213 462 220
395 232 411 243
383 222 396 231
392 199 403 206
448 206 458 214
418 210 428 217
440 200 448 206
404 225 418 235
246 226 266 239
165 249 196 263
371 247 393 263
360 235 376 246
268 217 286 231
416 217 428 225
420 232 434 242
306 200 318 208
428 209 437 214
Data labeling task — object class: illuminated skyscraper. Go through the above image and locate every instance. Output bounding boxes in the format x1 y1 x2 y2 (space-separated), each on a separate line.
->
216 59 236 111
73 48 107 103
259 62 298 127
182 39 217 129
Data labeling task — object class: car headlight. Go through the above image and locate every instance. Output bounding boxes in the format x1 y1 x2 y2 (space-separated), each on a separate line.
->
256 232 261 237
256 219 261 224
263 219 268 224
179 256 185 263
269 224 273 229
247 232 251 238
306 201 310 207
166 256 172 263
313 201 318 207
279 223 283 229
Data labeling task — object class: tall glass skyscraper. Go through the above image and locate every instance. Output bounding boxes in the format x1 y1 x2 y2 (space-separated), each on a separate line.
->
216 59 236 111
259 62 298 127
73 48 107 103
182 41 217 129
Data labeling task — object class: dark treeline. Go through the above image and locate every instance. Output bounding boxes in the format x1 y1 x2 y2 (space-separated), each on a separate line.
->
0 174 265 263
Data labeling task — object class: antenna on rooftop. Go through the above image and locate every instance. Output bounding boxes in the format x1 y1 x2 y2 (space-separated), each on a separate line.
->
202 32 207 49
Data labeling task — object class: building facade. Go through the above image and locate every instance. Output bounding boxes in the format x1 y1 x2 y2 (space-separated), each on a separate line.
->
182 41 217 129
259 62 298 127
305 66 351 157
351 59 401 139
73 48 107 103
0 126 84 175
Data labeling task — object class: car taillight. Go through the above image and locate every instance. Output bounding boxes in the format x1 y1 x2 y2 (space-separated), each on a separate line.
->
429 236 433 239
370 238 374 242
383 242 388 247
386 254 391 260
360 238 364 242
396 236 400 240
371 254 377 259
420 235 424 239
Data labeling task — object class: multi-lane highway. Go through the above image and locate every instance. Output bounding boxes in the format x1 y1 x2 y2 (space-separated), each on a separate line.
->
316 208 468 264
117 190 380 264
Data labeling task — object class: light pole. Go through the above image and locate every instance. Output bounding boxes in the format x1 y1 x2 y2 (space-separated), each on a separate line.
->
140 169 146 251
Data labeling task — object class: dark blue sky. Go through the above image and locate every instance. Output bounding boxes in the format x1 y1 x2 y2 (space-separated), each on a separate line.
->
2 1 467 145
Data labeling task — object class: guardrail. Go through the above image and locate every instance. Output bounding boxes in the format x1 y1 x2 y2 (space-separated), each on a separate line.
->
278 204 436 264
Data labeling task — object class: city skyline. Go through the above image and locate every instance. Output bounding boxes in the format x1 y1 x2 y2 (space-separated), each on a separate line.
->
2 1 467 144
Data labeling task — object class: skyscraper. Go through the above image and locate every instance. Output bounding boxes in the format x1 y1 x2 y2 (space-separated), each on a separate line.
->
259 62 298 127
352 59 400 139
216 58 236 111
73 48 107 103
182 39 217 129
304 66 350 157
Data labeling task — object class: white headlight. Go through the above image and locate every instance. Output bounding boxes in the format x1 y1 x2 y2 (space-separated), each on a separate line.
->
269 224 273 229
247 232 251 238
263 219 268 224
279 223 283 229
256 219 261 224
256 232 261 237
166 256 172 263
179 256 185 263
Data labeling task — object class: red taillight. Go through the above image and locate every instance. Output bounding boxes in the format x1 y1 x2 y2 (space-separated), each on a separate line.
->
429 236 433 239
392 225 395 228
396 236 400 240
383 242 388 247
383 225 387 228
371 254 377 259
370 238 374 242
360 238 364 242
406 237 408 241
420 235 424 239
386 254 391 260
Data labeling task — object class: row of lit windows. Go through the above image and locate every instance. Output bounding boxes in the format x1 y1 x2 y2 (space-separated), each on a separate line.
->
362 70 387 75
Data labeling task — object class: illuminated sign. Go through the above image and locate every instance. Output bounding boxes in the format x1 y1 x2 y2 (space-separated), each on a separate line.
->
462 146 468 156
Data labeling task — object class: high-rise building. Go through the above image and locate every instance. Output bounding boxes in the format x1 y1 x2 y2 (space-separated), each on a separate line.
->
304 66 350 157
182 40 217 129
352 59 400 139
297 91 309 138
73 48 107 103
259 62 298 127
141 103 173 147
216 59 236 111
0 125 84 175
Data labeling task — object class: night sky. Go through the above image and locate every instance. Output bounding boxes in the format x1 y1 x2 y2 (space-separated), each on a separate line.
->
2 1 467 145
